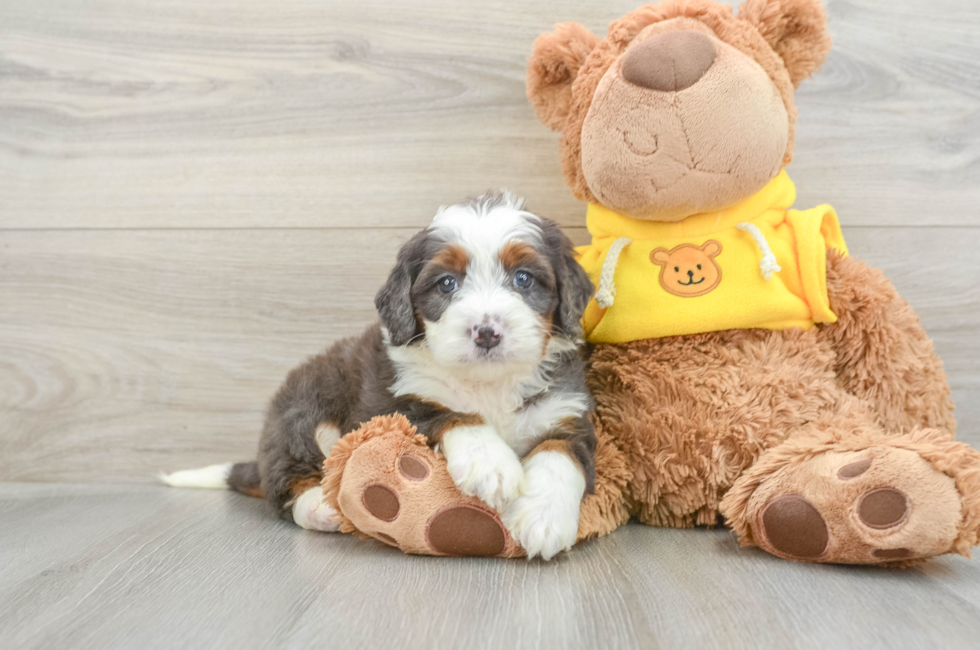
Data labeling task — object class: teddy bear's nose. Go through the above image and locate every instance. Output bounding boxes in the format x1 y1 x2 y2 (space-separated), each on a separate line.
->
620 30 717 92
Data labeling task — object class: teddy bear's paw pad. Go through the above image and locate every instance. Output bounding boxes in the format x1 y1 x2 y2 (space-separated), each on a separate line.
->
398 454 429 481
362 484 400 522
425 505 507 556
857 488 908 529
759 495 828 559
837 459 871 479
749 447 963 565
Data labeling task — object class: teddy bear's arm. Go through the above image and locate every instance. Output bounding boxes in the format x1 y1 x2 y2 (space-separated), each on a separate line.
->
818 249 956 436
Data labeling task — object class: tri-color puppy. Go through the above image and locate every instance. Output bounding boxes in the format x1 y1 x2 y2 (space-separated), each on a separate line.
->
164 193 596 559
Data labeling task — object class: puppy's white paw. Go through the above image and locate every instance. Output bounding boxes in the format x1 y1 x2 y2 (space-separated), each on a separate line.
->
442 425 523 511
291 486 341 532
503 450 586 560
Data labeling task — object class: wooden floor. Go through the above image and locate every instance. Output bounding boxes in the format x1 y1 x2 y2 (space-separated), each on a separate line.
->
3 483 980 650
2 0 980 647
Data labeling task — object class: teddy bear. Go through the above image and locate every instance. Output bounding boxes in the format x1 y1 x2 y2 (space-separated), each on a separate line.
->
323 0 980 565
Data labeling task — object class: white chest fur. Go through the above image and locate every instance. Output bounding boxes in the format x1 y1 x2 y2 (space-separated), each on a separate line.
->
386 342 587 457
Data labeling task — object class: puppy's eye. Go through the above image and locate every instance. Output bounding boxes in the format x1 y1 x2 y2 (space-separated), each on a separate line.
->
437 276 458 294
513 270 534 290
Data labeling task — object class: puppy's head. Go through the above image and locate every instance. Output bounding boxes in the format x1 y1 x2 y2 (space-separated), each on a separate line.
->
376 192 593 374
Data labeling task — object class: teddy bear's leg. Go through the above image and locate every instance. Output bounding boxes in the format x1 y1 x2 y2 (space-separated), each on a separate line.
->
576 418 633 540
587 329 855 529
323 415 521 557
721 407 980 565
818 249 956 435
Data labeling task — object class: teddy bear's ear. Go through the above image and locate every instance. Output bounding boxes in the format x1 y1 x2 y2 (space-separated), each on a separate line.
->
527 22 600 131
739 0 832 87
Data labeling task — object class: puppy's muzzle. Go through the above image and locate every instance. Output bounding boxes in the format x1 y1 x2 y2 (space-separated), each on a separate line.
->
474 325 502 350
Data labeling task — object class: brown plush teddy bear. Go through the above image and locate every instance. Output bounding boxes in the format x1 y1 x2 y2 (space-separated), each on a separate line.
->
326 0 980 565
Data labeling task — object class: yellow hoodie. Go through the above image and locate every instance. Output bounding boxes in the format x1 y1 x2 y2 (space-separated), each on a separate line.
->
577 171 848 344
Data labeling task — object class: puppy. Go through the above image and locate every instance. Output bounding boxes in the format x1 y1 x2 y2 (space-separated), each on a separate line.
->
164 192 596 559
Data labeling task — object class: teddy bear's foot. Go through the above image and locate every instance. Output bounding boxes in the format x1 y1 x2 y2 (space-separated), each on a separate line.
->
722 428 980 566
321 414 525 557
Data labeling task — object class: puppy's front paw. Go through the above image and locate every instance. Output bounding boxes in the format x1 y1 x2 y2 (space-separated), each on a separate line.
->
442 425 523 511
503 450 586 560
292 486 341 532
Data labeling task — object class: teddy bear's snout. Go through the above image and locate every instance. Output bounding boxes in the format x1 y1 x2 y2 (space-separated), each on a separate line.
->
621 30 717 92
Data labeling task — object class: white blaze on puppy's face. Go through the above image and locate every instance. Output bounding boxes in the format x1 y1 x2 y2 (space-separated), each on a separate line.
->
423 196 554 375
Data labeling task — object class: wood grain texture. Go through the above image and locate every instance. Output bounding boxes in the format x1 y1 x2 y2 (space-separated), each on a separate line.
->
1 0 979 229
0 226 977 482
1 0 979 646
0 483 979 650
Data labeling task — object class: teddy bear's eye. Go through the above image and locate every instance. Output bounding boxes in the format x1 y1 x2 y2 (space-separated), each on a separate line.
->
674 266 679 272
697 264 702 270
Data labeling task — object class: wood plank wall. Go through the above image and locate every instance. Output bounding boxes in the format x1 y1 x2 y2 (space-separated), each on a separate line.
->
1 0 978 482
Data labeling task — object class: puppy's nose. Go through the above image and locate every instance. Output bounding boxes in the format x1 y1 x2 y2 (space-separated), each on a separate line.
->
474 325 501 350
620 30 717 92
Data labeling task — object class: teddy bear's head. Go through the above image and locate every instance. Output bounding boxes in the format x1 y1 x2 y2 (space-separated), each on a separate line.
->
527 0 831 222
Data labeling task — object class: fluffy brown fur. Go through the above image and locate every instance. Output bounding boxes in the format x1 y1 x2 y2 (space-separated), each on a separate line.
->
816 250 957 436
527 22 601 131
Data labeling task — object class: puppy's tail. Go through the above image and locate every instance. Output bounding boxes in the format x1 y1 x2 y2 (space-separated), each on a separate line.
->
159 461 265 499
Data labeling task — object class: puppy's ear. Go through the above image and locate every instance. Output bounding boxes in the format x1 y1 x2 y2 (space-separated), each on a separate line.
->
375 232 428 346
527 22 600 131
739 0 832 87
541 220 594 339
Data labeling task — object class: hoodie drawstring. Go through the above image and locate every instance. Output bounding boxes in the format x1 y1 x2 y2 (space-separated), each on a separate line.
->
594 237 632 308
736 222 781 280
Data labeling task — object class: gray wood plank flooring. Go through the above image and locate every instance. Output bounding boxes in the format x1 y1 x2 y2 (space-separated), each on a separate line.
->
2 483 980 650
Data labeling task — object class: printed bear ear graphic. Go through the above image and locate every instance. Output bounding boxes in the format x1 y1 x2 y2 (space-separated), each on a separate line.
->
650 248 671 265
702 241 723 257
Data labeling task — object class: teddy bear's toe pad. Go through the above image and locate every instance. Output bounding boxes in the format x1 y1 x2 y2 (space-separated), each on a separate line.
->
760 495 829 559
426 505 507 556
362 484 400 521
749 446 963 564
857 488 908 529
